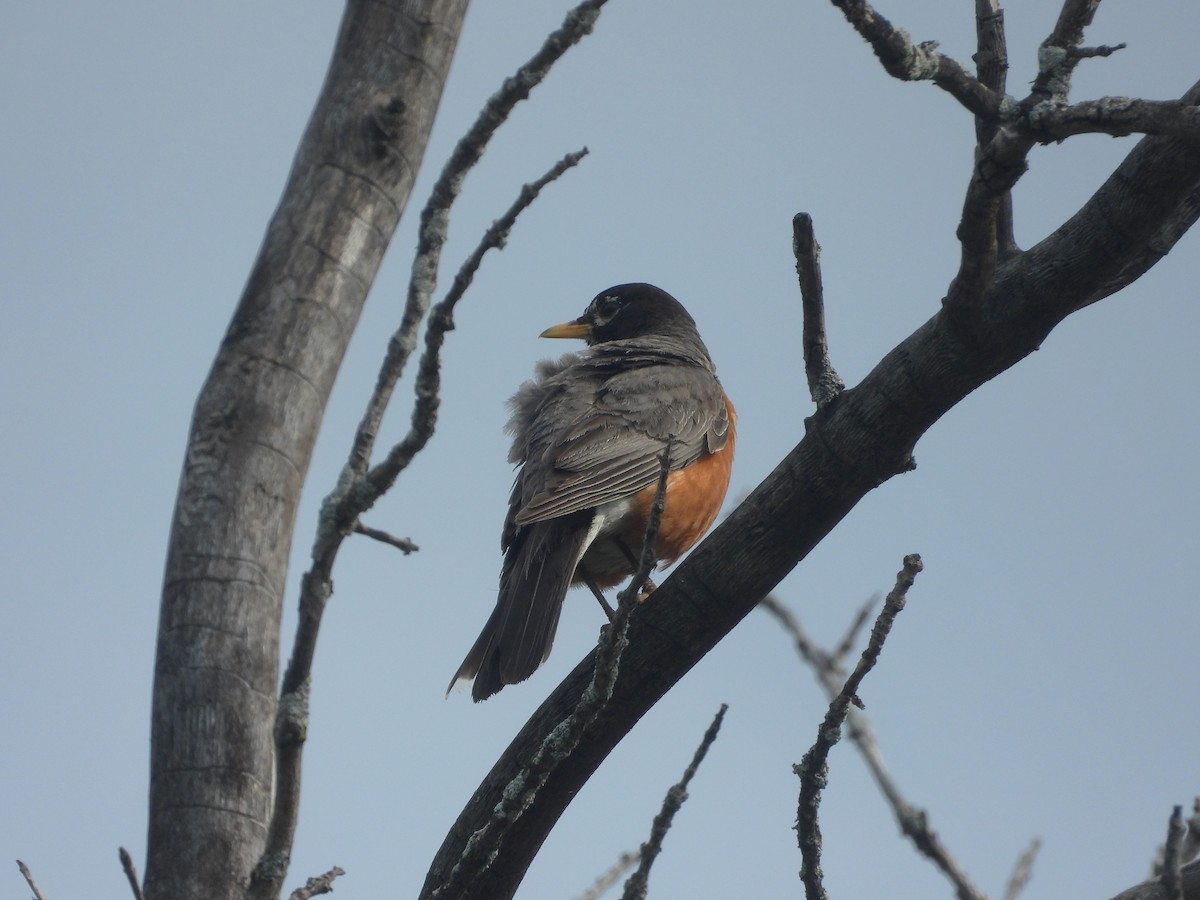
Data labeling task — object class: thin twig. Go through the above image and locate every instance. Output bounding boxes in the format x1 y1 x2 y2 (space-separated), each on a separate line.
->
827 0 1005 119
762 590 987 900
592 438 673 705
576 852 640 900
829 597 874 666
1030 0 1104 104
353 521 419 554
1163 806 1187 900
255 150 592 900
622 437 674 604
119 848 146 900
1002 837 1042 900
622 705 728 900
795 554 922 900
364 148 589 500
973 0 1018 259
767 561 988 900
347 0 608 479
16 861 48 900
792 214 843 408
288 866 346 900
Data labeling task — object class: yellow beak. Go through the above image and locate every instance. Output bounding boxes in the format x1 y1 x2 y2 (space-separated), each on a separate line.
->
539 320 592 340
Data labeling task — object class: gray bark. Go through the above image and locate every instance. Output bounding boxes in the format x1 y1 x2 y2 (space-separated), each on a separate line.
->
144 2 469 897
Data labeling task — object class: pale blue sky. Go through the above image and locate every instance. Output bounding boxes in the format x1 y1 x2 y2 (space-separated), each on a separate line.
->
3 3 1198 899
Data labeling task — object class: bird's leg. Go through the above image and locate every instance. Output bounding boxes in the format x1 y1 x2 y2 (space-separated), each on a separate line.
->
616 538 657 598
578 564 616 620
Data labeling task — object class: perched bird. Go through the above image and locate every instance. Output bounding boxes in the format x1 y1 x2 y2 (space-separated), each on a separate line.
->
449 283 735 701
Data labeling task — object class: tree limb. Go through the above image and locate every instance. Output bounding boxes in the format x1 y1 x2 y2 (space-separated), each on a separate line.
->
287 866 345 900
792 214 843 408
1109 861 1200 900
346 0 609 480
256 148 592 900
796 556 921 900
576 853 639 900
1002 838 1041 900
760 595 986 900
16 861 48 900
421 104 1200 900
353 521 419 554
119 847 146 900
1164 807 1188 900
622 705 727 900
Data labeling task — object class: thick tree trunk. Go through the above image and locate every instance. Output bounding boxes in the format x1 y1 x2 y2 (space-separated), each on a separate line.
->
144 2 469 897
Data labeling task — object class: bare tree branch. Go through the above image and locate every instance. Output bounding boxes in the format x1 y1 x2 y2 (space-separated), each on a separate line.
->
256 148 592 900
347 0 610 480
576 853 640 900
1020 98 1200 143
287 866 346 900
1110 861 1200 900
792 214 843 408
972 0 1017 259
621 705 727 900
422 13 1200 896
16 861 48 900
762 591 985 900
362 148 589 503
239 8 606 897
1164 806 1188 900
1177 799 1200 871
622 438 674 604
1002 838 1042 900
796 555 922 900
119 848 146 900
827 0 1005 118
353 521 419 554
829 597 874 666
1029 0 1103 104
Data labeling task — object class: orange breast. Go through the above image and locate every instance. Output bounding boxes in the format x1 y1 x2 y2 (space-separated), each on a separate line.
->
627 394 737 565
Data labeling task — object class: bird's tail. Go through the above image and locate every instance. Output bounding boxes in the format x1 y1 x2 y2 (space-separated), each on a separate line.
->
447 511 592 701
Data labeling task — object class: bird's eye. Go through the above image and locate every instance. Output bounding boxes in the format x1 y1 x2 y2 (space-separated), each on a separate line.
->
594 296 623 324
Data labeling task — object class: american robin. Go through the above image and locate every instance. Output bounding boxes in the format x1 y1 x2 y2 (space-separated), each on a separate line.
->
449 283 735 701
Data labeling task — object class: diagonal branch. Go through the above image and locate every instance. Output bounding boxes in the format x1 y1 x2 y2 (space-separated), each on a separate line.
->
621 705 727 899
1002 838 1042 900
795 555 922 900
762 594 987 900
828 0 1005 118
119 847 146 900
361 148 589 501
347 0 609 479
17 861 49 900
256 150 590 900
421 113 1200 900
430 440 671 900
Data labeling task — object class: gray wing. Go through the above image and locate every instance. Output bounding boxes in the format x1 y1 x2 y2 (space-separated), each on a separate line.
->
509 351 728 527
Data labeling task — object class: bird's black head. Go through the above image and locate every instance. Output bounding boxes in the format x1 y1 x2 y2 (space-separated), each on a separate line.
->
542 283 699 346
